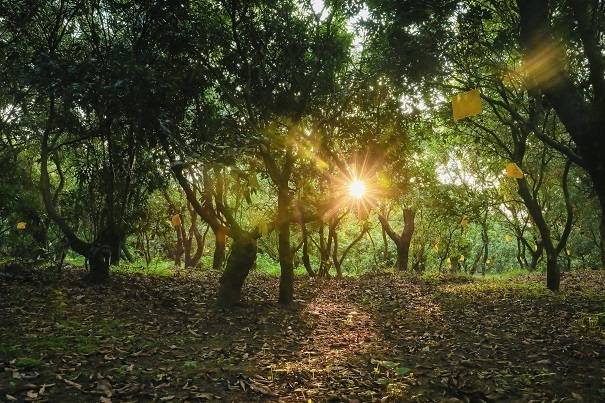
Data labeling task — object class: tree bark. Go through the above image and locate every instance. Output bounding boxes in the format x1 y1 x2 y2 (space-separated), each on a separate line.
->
277 184 294 304
516 176 560 289
300 221 315 276
528 239 543 271
517 0 605 266
397 209 415 271
217 234 257 307
379 208 415 271
213 226 227 270
86 245 111 282
545 252 559 291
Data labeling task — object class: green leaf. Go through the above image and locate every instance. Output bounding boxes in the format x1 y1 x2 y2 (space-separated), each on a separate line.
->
381 360 398 369
395 366 411 376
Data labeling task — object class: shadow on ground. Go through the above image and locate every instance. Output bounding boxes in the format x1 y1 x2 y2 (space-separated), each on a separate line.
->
1 268 604 402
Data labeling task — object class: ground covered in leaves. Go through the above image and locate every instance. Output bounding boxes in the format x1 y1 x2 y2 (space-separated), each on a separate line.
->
1 267 604 402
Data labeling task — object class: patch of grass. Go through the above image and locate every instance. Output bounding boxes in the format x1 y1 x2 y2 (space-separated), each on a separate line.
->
478 267 533 280
420 270 474 285
63 254 86 267
28 335 70 350
183 360 198 369
25 334 99 355
572 312 605 337
14 357 43 369
254 253 306 277
0 343 27 359
73 335 99 354
435 278 550 307
115 259 174 277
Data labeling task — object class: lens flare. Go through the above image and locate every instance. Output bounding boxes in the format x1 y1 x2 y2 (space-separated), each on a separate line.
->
349 179 366 199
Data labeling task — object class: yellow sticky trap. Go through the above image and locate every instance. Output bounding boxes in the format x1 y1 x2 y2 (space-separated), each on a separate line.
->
459 255 465 262
460 215 469 228
566 249 572 256
257 222 269 236
377 172 391 189
17 221 27 230
171 214 182 227
505 162 524 179
452 88 482 121
433 243 439 252
316 158 329 170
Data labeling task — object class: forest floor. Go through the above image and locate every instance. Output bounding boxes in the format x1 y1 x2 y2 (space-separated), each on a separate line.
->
1 266 604 402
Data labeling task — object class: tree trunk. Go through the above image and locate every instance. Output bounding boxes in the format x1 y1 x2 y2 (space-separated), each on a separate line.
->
332 230 342 278
412 244 426 273
450 255 460 273
86 245 111 283
545 252 560 291
300 221 315 276
529 239 544 271
187 224 209 269
395 241 409 271
597 186 605 267
175 224 184 269
382 226 389 260
517 0 605 267
277 184 294 304
213 227 227 270
480 221 489 273
217 234 257 307
395 208 415 271
121 243 134 263
516 176 559 290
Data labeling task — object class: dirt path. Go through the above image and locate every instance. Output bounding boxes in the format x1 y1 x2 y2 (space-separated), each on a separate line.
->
1 269 603 402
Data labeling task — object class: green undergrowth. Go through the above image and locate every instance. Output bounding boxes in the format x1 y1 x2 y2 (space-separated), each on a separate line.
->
572 312 605 338
114 259 174 276
253 253 307 277
435 280 550 307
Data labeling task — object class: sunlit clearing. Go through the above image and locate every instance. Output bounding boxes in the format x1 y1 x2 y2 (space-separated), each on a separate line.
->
349 179 366 199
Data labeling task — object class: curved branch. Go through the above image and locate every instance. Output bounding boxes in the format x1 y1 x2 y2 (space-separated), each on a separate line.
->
40 100 90 256
555 159 574 255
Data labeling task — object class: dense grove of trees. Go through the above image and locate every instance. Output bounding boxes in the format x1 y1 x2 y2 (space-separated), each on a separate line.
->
1 0 603 305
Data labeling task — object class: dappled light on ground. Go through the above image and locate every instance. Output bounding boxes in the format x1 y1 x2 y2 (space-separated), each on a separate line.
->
1 269 604 401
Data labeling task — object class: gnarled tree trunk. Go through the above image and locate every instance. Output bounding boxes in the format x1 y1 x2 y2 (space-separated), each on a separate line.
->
212 226 227 270
217 234 257 307
379 208 416 271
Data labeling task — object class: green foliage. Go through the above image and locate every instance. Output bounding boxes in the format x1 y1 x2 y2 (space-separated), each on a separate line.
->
0 0 602 299
115 260 174 277
14 357 43 369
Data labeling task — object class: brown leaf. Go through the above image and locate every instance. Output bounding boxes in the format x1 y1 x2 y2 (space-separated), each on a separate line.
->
249 381 277 397
96 378 113 397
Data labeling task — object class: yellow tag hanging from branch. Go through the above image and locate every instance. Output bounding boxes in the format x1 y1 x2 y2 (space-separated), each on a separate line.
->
257 221 269 236
452 88 482 121
171 214 182 227
460 215 469 228
505 162 524 179
16 221 27 231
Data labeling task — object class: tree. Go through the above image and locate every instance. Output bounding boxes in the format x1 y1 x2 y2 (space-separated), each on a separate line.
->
517 0 605 266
